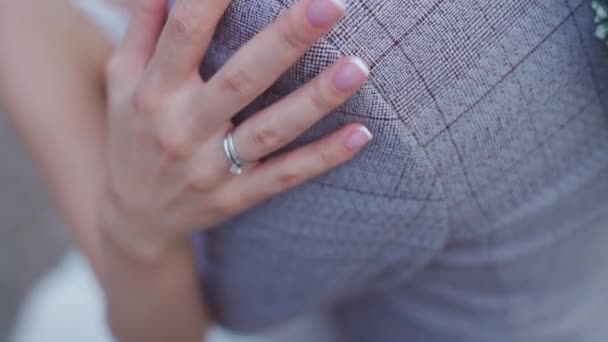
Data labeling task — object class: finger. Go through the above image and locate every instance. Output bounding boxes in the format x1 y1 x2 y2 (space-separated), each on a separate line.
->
232 56 369 162
202 0 346 118
113 0 167 76
218 124 373 210
144 0 230 91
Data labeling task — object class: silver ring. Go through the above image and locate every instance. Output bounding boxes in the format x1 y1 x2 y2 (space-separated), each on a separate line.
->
223 131 255 175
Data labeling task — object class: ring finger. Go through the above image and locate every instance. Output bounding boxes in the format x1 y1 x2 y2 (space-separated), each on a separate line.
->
214 123 373 217
232 56 369 162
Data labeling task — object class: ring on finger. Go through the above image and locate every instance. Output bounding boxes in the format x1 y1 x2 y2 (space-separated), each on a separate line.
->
223 130 257 175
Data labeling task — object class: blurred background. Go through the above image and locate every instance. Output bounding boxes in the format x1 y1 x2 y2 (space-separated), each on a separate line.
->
0 110 70 341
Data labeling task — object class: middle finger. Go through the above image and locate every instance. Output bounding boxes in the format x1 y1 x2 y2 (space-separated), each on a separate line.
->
231 56 369 162
201 0 346 118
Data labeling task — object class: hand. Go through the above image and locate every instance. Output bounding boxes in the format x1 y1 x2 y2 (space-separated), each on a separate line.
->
99 0 371 260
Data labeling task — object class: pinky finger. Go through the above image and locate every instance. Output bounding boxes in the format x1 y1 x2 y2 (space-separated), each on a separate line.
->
220 124 373 208
112 0 167 78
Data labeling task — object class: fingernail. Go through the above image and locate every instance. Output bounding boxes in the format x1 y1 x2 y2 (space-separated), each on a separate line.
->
332 57 370 92
307 0 346 28
344 126 373 151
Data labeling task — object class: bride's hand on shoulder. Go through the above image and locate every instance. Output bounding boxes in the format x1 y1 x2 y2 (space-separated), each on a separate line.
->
99 0 371 260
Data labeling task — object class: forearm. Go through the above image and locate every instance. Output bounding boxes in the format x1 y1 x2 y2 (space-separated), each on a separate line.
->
0 1 208 340
0 0 110 274
99 198 208 342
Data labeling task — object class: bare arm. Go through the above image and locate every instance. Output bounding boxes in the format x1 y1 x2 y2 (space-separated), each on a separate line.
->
0 1 208 340
0 0 110 274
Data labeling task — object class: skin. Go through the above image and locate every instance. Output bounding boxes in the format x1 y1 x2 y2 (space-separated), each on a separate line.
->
0 0 371 341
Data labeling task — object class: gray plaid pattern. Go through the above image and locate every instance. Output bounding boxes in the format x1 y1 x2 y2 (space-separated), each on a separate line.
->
197 0 608 340
199 1 608 340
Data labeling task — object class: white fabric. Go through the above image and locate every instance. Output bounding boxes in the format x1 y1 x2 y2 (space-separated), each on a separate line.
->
9 252 332 342
10 252 114 342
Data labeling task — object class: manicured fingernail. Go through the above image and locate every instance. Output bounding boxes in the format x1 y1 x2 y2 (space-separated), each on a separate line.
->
344 126 373 151
333 57 369 92
307 0 346 28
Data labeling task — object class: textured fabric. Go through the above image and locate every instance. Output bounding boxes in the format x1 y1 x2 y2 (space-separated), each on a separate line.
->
80 1 608 341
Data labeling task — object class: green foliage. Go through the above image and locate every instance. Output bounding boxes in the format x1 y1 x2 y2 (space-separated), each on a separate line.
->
592 0 608 47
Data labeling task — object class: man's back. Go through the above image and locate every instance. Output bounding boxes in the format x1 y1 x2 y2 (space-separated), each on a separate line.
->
200 1 608 340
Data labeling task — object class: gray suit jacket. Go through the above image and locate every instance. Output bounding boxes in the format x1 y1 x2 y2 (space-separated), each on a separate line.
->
78 0 608 340
197 1 608 341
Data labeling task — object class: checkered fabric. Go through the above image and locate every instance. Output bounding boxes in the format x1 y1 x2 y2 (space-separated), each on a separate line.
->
80 0 608 340
195 1 608 340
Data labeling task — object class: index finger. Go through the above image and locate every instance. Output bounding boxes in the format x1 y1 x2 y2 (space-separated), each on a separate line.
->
202 0 346 117
144 0 230 92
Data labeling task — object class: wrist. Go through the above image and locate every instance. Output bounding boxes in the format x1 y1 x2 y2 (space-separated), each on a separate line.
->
97 187 191 266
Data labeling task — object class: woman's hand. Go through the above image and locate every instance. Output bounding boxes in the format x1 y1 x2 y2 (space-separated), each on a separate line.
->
98 1 370 339
100 0 371 261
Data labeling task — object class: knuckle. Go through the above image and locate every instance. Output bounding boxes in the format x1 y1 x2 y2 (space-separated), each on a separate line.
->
278 18 314 51
220 69 257 99
156 125 192 159
250 126 287 150
167 4 203 42
276 171 302 188
309 79 340 112
317 147 338 168
131 85 160 115
187 170 217 192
